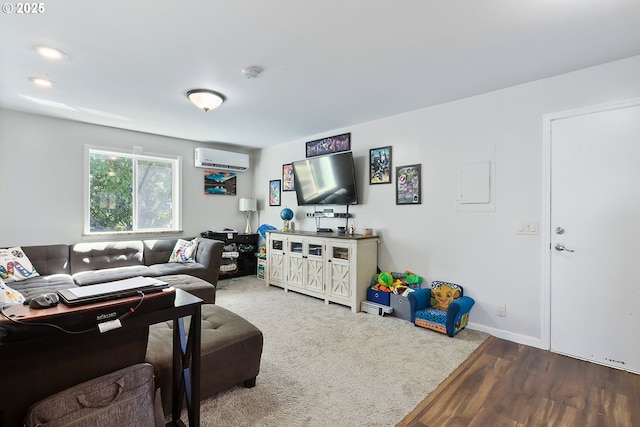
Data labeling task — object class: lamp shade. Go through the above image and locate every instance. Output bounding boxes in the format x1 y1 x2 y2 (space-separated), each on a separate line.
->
186 89 225 112
239 197 257 212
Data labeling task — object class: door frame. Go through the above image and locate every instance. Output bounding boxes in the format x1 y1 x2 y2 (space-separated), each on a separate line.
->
541 97 640 350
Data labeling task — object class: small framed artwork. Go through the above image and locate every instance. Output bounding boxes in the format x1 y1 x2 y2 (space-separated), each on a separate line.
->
203 170 237 195
396 164 421 205
369 146 392 184
269 179 281 206
305 133 351 157
282 163 295 191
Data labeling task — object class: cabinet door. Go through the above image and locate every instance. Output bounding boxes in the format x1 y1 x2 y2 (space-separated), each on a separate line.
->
235 234 259 277
268 235 285 284
287 236 305 290
327 242 352 300
305 240 325 294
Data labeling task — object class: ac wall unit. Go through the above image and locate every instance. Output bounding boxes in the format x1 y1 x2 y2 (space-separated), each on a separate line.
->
194 147 250 172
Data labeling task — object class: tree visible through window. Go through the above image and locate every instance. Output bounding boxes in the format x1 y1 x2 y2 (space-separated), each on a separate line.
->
87 148 180 234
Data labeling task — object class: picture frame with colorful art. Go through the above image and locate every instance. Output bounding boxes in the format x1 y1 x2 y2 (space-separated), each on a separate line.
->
269 179 281 206
305 133 351 158
203 170 237 195
369 146 392 184
282 163 295 191
396 164 421 205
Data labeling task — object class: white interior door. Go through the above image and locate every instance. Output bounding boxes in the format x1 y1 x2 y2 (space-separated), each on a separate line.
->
550 102 640 374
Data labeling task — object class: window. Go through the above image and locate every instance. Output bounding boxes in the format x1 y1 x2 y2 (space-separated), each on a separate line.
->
85 146 181 235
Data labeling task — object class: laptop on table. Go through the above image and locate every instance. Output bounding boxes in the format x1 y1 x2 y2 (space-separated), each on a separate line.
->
57 276 170 306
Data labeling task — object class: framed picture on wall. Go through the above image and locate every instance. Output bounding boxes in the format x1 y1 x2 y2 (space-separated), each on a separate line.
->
282 164 295 191
369 146 392 184
269 179 281 206
396 164 421 205
305 133 351 157
203 170 237 195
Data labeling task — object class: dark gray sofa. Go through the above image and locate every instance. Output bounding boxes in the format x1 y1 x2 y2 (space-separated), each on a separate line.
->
6 237 224 303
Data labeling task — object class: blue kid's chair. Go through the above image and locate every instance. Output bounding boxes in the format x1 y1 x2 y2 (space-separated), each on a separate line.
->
408 281 474 337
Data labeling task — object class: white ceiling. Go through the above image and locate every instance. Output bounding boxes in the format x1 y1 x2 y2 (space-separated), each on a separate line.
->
2 0 640 149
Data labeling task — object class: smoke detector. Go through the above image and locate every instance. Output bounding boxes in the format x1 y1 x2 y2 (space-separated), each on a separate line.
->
242 66 264 79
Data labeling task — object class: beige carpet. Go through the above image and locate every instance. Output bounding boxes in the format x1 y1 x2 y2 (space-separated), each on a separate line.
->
199 276 488 427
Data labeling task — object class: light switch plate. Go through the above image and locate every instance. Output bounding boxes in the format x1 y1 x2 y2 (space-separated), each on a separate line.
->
516 221 539 235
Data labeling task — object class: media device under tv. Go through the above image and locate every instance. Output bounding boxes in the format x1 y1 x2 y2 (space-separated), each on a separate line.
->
291 151 358 205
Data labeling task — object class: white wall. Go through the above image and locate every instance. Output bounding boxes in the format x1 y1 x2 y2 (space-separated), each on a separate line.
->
0 112 255 246
253 55 640 347
3 55 639 347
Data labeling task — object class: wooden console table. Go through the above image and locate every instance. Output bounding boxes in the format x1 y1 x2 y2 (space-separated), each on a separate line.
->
0 288 202 427
266 231 379 312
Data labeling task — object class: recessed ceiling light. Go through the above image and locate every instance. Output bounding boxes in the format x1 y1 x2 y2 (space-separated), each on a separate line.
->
29 77 54 87
34 45 67 60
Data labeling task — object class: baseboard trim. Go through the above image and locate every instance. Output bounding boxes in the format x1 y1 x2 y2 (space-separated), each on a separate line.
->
466 322 545 349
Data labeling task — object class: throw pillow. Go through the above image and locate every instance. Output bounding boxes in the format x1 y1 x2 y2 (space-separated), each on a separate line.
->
0 246 40 283
430 281 461 311
0 277 26 304
168 238 199 263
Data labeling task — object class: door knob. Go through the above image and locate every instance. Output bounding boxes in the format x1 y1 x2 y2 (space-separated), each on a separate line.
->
554 243 575 252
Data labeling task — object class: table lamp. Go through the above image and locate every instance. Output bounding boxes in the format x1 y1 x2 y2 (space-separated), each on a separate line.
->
238 197 257 234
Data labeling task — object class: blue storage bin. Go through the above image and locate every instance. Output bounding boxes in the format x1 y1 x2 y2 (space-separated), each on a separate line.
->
367 288 390 306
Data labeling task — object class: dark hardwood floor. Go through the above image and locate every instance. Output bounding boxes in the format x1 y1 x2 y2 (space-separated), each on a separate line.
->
398 336 640 427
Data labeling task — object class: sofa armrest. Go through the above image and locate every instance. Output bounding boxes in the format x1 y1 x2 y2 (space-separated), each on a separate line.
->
408 288 431 322
446 296 475 337
195 239 224 280
450 295 474 314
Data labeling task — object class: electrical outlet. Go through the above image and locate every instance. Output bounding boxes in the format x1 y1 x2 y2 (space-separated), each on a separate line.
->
496 304 507 317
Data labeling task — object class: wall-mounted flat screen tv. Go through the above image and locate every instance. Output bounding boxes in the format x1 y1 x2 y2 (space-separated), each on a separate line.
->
291 151 358 205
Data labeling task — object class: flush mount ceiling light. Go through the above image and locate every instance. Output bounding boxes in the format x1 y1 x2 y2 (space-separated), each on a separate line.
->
186 89 225 112
29 77 54 87
34 45 67 60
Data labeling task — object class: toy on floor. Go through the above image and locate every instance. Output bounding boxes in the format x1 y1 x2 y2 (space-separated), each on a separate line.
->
408 281 475 337
370 270 424 294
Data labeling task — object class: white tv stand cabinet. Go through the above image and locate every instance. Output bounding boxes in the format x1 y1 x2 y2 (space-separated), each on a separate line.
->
265 231 379 312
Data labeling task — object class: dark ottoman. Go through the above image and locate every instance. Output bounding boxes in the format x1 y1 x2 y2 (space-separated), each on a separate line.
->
146 304 264 415
157 273 216 304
